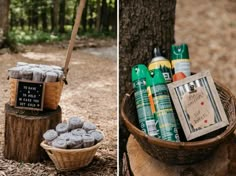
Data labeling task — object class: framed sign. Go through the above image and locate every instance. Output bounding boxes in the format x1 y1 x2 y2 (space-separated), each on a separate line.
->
168 71 229 141
15 80 45 111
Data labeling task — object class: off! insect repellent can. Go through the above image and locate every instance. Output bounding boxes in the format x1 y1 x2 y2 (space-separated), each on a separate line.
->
148 48 172 84
146 69 180 142
131 64 160 138
171 43 191 77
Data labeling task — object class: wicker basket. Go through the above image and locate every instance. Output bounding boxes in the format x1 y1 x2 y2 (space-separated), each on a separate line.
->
9 78 64 110
121 81 236 165
40 141 100 171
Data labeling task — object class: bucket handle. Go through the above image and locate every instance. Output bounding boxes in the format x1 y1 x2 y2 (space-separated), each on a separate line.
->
63 0 86 78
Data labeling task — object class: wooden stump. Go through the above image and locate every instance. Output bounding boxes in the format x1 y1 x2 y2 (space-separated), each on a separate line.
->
4 103 62 163
127 135 230 176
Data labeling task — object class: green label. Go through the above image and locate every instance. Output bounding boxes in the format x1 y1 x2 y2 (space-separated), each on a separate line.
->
150 84 180 142
133 79 160 137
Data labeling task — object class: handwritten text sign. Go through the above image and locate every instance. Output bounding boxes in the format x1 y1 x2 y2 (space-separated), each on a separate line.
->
182 87 215 129
15 81 45 111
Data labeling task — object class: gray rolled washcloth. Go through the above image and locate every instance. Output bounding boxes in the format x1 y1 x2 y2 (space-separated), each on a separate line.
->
56 122 69 134
21 70 33 80
45 71 58 82
82 121 96 132
52 138 67 149
68 117 84 130
88 130 104 143
43 129 58 145
8 67 22 79
32 68 45 82
70 135 83 149
82 134 95 148
71 128 86 136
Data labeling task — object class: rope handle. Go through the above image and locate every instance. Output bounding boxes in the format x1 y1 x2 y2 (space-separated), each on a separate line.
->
63 0 86 77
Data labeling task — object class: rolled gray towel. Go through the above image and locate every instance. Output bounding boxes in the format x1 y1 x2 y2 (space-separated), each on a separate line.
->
45 72 58 82
52 138 67 149
82 121 96 132
58 132 73 147
21 70 33 80
56 122 69 134
68 117 84 130
71 128 86 136
51 65 63 70
69 135 83 149
32 68 45 82
53 70 64 81
43 129 58 144
8 67 22 79
88 130 104 143
82 134 95 148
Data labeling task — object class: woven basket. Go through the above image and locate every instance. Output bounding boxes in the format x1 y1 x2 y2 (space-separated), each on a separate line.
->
121 81 236 165
40 141 100 171
9 78 64 110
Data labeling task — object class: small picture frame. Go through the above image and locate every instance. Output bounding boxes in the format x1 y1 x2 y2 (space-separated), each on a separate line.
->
168 70 229 141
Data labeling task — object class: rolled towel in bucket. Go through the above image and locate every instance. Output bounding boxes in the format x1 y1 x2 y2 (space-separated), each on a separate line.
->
52 138 67 149
45 72 58 82
71 128 86 136
43 129 58 145
32 68 45 82
88 130 104 143
82 134 95 148
21 70 33 80
82 121 96 132
8 67 22 79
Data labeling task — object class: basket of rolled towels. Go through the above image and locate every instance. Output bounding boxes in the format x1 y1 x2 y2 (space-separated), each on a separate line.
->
8 62 65 110
40 116 104 171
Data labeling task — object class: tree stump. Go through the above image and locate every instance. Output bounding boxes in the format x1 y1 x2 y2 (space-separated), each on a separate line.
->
4 103 62 163
127 135 230 176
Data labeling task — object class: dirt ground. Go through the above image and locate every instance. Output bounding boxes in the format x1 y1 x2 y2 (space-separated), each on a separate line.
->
175 0 236 96
0 39 117 175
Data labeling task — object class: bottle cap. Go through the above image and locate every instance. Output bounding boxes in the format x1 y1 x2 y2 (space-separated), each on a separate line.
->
151 48 166 62
131 64 148 82
146 69 166 86
173 72 186 81
171 43 189 60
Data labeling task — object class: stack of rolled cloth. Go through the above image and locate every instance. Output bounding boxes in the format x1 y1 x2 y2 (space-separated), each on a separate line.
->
8 62 64 82
43 116 104 149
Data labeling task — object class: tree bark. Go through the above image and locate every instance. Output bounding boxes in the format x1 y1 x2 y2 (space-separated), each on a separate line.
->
0 0 10 48
52 0 59 33
95 0 101 32
4 104 62 163
119 0 176 173
59 0 66 33
41 0 48 32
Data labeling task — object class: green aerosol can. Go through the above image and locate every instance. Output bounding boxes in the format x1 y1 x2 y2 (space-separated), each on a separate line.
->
146 69 180 142
132 64 160 138
171 43 191 77
148 48 172 84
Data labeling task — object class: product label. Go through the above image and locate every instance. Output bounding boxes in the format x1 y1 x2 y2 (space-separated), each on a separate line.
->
133 79 159 137
171 59 191 76
150 84 180 142
149 61 172 83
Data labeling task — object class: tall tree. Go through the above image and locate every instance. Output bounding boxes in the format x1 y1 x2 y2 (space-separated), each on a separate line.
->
59 0 66 33
119 0 177 174
95 0 101 32
0 0 10 48
41 0 48 32
52 0 59 32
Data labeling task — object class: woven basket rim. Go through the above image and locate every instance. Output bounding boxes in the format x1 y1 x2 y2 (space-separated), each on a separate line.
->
41 140 101 153
121 80 236 149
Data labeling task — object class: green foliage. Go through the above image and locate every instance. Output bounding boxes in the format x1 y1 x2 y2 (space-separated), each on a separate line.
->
9 29 70 45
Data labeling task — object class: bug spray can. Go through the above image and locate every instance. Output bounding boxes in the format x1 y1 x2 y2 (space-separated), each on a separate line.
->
171 43 191 77
131 64 160 138
146 69 180 142
148 48 172 83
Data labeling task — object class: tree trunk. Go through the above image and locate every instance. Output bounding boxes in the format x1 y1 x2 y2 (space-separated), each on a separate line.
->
0 0 10 48
4 104 62 163
59 0 66 33
119 0 176 173
111 0 117 34
41 0 48 32
95 0 101 32
52 0 59 33
101 0 109 32
81 0 88 32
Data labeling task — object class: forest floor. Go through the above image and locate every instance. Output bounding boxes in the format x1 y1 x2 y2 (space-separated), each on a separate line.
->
0 38 117 175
